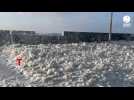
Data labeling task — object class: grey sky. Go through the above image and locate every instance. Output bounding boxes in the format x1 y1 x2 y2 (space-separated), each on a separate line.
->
0 12 133 33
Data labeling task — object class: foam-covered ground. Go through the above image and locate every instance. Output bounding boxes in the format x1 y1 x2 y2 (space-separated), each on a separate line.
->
1 41 134 87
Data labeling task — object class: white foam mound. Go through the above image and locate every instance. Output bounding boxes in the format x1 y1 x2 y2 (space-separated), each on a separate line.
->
1 41 134 87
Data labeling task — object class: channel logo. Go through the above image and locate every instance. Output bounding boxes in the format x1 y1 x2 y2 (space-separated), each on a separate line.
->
123 15 131 28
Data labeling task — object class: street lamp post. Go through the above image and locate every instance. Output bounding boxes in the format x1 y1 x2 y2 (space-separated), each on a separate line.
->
109 12 113 41
10 30 14 45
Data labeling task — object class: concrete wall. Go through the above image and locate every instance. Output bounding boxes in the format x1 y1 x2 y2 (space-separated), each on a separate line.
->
111 33 134 41
1 30 134 46
64 31 109 43
13 34 41 45
12 30 36 35
64 31 134 42
0 30 11 46
12 31 66 44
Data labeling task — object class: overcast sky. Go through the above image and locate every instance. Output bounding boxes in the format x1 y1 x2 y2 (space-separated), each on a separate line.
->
0 12 133 33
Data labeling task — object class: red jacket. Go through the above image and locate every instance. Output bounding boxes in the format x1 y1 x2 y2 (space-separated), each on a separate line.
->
16 57 22 66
